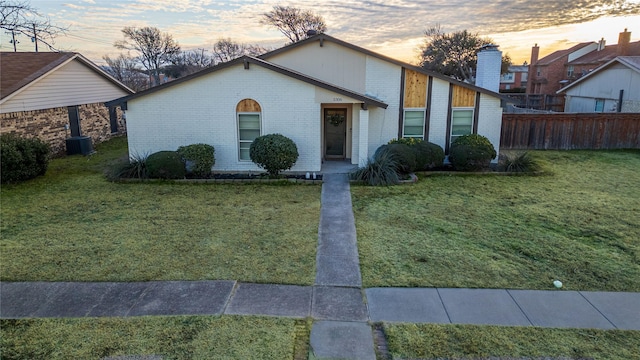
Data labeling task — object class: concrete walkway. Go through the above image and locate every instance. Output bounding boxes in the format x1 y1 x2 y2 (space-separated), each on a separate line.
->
2 281 638 330
1 171 639 359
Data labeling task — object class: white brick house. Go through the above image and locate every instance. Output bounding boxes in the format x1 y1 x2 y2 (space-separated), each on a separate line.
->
107 34 507 172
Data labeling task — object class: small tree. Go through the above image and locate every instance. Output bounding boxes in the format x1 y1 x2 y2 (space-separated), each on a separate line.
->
114 26 180 86
261 5 326 43
102 54 148 91
419 25 511 83
250 134 299 177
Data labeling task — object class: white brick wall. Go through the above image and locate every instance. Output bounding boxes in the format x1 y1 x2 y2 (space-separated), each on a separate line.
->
477 93 503 162
127 64 323 172
364 56 402 159
427 77 451 149
476 47 502 93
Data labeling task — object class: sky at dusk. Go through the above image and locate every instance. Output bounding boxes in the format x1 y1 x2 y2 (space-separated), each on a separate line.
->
2 0 639 66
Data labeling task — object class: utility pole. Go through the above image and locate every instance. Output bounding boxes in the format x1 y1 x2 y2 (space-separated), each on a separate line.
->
32 23 38 52
10 30 18 52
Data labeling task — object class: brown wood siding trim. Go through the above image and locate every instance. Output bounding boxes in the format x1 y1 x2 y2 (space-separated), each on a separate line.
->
236 98 261 112
424 76 433 140
473 92 480 134
403 69 427 108
452 85 476 107
445 84 454 154
398 67 406 139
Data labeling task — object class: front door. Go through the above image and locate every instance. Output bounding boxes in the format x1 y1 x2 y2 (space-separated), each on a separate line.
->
324 108 347 159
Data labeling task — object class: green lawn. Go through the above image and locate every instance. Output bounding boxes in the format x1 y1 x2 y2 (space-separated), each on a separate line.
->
0 316 308 360
0 137 320 284
352 150 640 291
383 323 640 360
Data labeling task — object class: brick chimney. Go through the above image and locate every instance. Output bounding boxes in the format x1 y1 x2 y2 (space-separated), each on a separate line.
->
530 43 540 65
476 44 502 92
617 28 631 56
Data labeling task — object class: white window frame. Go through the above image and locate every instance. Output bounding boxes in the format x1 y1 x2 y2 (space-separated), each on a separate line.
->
594 99 605 112
402 109 426 139
450 108 474 144
238 112 261 161
567 65 574 77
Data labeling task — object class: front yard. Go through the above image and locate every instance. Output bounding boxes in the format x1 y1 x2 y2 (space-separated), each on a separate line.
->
0 137 320 285
353 150 640 291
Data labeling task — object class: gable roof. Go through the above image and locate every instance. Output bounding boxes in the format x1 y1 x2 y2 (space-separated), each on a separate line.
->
535 42 595 66
569 41 640 65
259 33 509 101
106 55 389 109
0 52 134 101
557 56 640 93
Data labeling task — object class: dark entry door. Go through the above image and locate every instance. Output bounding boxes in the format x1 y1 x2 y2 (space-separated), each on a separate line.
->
324 108 347 159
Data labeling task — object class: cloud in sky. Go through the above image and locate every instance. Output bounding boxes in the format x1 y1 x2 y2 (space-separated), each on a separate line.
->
4 0 639 64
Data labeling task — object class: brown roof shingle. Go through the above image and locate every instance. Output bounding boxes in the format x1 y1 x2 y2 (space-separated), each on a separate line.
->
0 52 76 99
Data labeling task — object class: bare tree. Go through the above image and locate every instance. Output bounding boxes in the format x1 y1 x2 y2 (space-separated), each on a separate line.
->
114 26 180 86
0 0 67 51
165 48 214 78
260 5 326 43
212 38 271 64
419 25 511 83
102 54 148 92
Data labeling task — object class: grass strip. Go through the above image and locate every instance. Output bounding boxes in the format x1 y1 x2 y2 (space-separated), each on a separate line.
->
353 150 640 291
0 316 297 360
384 323 640 360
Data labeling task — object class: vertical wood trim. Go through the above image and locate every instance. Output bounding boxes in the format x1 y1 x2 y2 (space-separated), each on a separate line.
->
424 76 433 141
403 69 428 108
473 92 480 134
445 84 454 154
452 85 476 107
398 67 406 139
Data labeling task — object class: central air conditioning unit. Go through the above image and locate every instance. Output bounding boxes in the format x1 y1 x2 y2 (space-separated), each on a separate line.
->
65 136 94 155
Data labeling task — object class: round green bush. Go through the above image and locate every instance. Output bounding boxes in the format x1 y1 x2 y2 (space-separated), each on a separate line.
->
1 133 50 184
177 143 215 178
249 134 299 176
146 151 186 179
384 143 417 173
449 134 497 171
414 141 445 170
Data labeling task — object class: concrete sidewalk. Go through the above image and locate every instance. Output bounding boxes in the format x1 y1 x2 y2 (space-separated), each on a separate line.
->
2 281 638 331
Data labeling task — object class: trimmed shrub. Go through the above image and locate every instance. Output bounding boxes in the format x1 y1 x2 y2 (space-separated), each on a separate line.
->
250 134 299 176
388 137 423 146
414 141 445 170
146 151 186 179
351 146 400 186
384 143 417 174
449 134 497 171
1 133 50 184
177 143 215 178
499 151 540 173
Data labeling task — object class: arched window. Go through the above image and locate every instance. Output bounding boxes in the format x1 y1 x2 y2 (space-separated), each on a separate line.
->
236 99 262 161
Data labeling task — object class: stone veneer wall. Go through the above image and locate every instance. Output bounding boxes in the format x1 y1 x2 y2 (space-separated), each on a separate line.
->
0 102 125 156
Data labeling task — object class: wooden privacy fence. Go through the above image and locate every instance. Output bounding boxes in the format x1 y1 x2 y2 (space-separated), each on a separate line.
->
501 113 640 150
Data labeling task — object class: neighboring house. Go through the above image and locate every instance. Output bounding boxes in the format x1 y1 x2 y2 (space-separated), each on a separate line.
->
567 29 640 83
500 64 528 92
557 56 640 113
526 29 639 111
0 52 134 154
106 34 507 173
